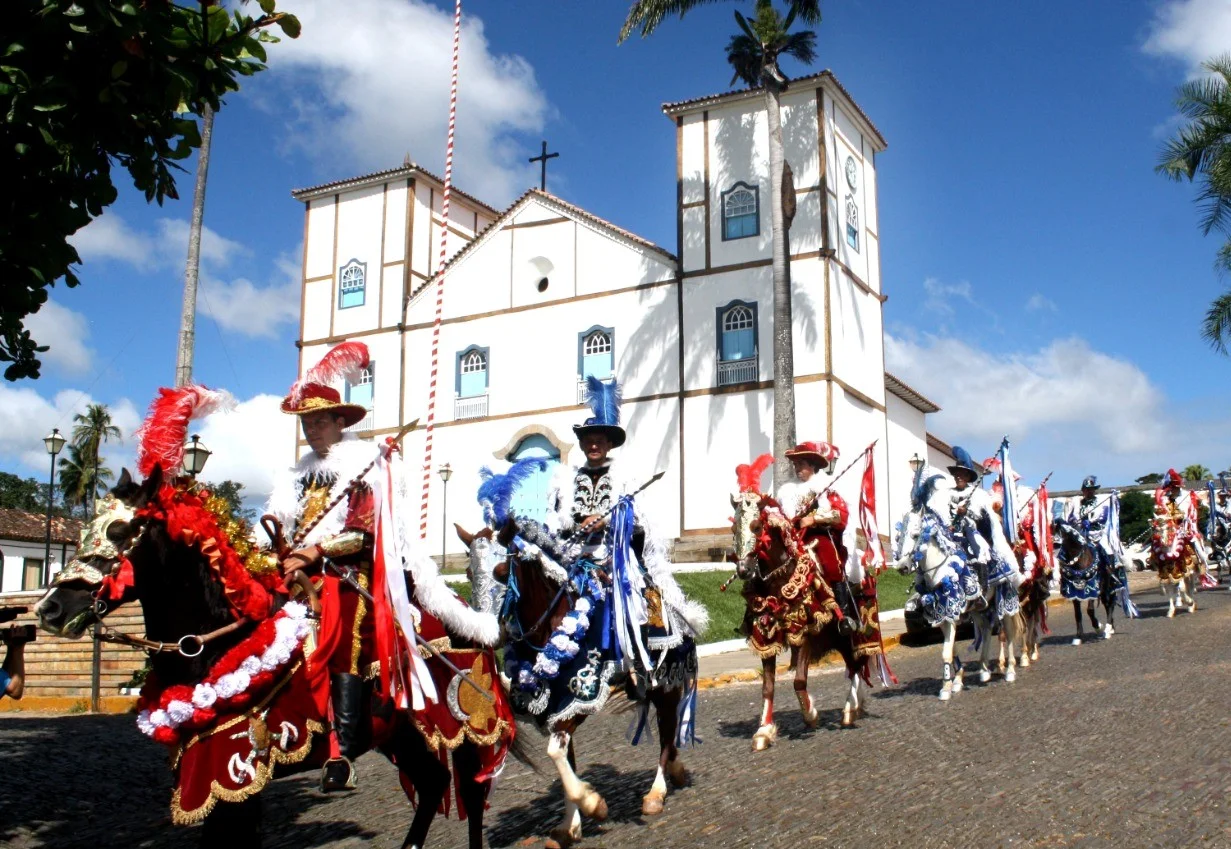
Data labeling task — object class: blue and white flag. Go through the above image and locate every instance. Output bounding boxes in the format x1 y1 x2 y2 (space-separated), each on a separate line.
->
997 438 1018 545
1208 480 1218 539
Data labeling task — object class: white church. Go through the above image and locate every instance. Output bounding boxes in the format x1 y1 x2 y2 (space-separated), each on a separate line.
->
291 70 957 559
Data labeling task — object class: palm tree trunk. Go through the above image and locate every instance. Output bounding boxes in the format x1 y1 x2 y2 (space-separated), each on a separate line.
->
765 85 797 489
175 104 214 388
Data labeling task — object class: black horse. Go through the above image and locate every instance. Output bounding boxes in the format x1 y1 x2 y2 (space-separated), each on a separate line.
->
36 466 495 849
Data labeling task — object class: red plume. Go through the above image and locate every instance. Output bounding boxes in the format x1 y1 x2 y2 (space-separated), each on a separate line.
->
736 454 774 494
290 341 370 404
135 387 236 478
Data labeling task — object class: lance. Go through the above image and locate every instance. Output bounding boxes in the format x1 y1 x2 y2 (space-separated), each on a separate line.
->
797 440 879 516
325 558 494 704
291 420 419 549
1015 472 1054 519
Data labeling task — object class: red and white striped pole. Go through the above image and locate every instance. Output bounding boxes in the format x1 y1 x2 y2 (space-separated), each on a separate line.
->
420 0 462 540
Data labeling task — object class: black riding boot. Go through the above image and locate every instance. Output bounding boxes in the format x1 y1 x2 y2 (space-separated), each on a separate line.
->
321 672 365 792
833 580 861 635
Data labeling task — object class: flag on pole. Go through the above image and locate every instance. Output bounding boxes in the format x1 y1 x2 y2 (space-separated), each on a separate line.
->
858 447 885 573
996 438 1018 545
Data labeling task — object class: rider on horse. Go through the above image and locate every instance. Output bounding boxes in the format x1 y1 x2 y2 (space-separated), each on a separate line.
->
776 441 861 632
1151 468 1204 614
1057 476 1133 640
267 342 506 793
1205 482 1231 579
947 446 1022 616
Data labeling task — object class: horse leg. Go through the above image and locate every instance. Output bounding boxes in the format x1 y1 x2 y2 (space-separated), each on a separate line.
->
452 742 489 849
394 725 451 849
1164 579 1176 617
200 796 263 849
977 612 993 683
1185 572 1198 612
752 656 778 751
1104 600 1116 638
794 641 819 730
642 687 683 816
1072 600 1084 644
1019 608 1032 668
1086 600 1100 633
1031 610 1041 661
939 620 957 701
840 671 862 728
1003 614 1018 683
545 724 606 849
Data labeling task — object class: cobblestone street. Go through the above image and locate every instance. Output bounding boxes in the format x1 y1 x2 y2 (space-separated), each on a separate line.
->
5 583 1231 848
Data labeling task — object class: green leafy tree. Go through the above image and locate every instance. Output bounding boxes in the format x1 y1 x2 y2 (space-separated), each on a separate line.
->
57 444 92 517
0 471 43 511
1135 472 1163 485
1119 490 1155 545
1 0 300 380
621 0 820 487
1156 55 1231 353
1183 464 1212 484
209 479 257 523
71 403 120 516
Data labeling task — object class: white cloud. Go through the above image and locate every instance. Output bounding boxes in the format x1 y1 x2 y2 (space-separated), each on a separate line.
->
262 0 548 206
24 299 96 375
1025 293 1058 313
199 254 301 339
0 386 141 476
922 277 973 316
196 394 296 501
886 333 1166 453
69 213 247 273
1143 0 1231 73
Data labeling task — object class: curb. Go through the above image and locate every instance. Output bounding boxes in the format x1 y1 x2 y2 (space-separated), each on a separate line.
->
693 574 1164 691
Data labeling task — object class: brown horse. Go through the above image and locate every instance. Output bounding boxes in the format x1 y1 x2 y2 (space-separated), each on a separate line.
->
456 519 694 849
729 490 872 751
36 467 503 849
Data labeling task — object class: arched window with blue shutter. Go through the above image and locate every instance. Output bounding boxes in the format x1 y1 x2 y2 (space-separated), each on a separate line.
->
845 195 860 252
339 260 366 309
456 346 489 398
721 182 760 241
577 326 615 380
716 300 758 386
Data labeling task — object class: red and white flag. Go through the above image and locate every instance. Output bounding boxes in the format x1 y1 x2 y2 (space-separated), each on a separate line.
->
859 448 886 573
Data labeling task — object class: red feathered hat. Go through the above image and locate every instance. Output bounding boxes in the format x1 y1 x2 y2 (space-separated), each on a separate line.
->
785 441 839 472
1163 468 1184 489
283 341 370 428
135 386 236 478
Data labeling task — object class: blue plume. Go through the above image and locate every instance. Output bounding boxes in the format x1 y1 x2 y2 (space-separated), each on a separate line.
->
583 375 622 426
476 458 553 527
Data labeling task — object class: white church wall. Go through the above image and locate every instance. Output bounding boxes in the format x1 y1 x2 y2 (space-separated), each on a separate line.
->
681 206 705 272
576 227 675 294
411 181 434 280
681 265 773 392
831 385 890 528
333 185 385 340
511 218 577 306
789 256 826 377
383 181 409 266
794 379 827 442
865 232 881 295
782 91 821 190
829 266 886 405
303 278 332 342
304 196 335 280
862 137 879 237
885 393 928 529
682 388 773 531
707 102 770 270
790 189 824 256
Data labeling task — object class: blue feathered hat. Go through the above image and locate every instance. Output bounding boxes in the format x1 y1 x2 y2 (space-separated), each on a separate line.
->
574 375 625 448
1081 475 1099 490
947 445 979 481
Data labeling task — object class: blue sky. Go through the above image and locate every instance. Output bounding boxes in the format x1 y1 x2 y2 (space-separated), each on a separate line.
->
3 0 1229 497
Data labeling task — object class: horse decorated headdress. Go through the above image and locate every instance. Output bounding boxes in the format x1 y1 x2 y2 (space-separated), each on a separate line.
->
282 340 370 427
135 386 237 478
573 375 625 448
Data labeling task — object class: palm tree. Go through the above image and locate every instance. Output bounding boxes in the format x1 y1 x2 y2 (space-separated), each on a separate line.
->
57 445 91 518
621 0 820 486
1183 464 1212 484
176 104 214 387
71 403 122 516
1157 54 1231 353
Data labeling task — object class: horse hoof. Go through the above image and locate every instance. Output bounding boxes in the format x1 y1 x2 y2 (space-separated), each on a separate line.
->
979 669 992 684
1019 655 1030 668
1167 608 1175 619
546 827 580 849
1005 667 1016 683
641 791 665 816
1031 648 1040 661
580 791 608 822
939 688 952 701
751 724 777 751
1071 637 1082 645
951 678 964 695
840 707 855 728
802 708 820 729
665 760 687 787
1189 603 1197 614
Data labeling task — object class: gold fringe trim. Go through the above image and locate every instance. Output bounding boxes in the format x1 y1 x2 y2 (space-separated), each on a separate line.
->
414 716 515 753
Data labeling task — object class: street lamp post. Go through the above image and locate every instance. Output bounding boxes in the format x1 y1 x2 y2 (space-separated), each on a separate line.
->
908 453 925 474
439 464 453 569
42 428 66 588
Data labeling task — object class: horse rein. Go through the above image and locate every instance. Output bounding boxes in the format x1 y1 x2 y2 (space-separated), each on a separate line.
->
93 616 251 658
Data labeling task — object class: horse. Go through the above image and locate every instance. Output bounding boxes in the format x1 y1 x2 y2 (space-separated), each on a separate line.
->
729 487 886 747
1054 520 1112 640
35 467 504 849
1150 512 1198 617
891 506 981 700
1014 547 1051 666
456 517 698 849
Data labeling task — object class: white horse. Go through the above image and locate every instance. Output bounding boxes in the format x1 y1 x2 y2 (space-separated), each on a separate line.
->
893 507 980 700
